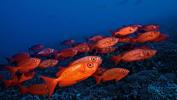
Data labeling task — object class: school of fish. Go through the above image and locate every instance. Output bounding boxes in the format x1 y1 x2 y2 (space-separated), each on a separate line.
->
0 24 168 98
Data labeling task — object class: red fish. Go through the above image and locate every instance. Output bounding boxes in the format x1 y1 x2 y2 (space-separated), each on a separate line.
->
88 35 105 42
132 31 160 43
74 42 90 53
6 52 30 64
93 37 119 49
37 48 55 57
140 24 160 32
5 58 41 74
112 25 142 36
3 71 35 88
56 56 102 77
19 84 49 96
96 46 116 54
61 39 75 46
54 48 78 59
39 59 59 69
94 68 129 84
111 48 157 65
29 44 45 51
40 60 101 97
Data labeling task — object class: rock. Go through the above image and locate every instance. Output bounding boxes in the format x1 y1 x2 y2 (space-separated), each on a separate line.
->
158 75 168 82
148 82 177 100
163 73 176 82
125 70 159 83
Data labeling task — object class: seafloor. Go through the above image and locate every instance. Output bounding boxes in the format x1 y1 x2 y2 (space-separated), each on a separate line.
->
0 31 177 100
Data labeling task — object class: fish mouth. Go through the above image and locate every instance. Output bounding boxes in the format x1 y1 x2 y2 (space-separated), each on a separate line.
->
96 56 102 65
123 69 130 75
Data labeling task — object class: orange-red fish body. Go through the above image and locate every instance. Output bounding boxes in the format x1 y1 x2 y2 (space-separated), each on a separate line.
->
57 81 78 87
55 48 78 59
19 84 49 96
112 25 142 36
94 68 129 84
7 52 30 64
111 48 157 64
58 62 99 85
56 56 102 78
96 47 116 54
40 59 102 97
88 35 105 42
74 43 90 53
5 58 41 74
39 59 59 69
37 48 55 57
133 31 160 43
94 37 119 49
141 24 160 32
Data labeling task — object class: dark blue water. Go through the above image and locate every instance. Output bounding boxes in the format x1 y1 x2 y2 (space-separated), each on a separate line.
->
0 1 177 99
0 0 177 63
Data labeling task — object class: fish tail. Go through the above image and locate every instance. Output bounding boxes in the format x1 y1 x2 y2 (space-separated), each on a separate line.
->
40 76 59 97
5 66 18 75
19 85 28 94
94 75 102 85
110 55 122 65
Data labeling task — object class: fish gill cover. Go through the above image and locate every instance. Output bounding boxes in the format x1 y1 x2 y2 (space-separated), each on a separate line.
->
0 0 177 100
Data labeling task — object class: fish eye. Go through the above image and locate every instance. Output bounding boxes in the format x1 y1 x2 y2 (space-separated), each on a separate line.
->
87 63 94 68
91 57 96 62
122 70 127 74
33 59 37 62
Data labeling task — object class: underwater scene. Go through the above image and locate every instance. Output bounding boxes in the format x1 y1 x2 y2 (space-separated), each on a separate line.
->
0 0 177 100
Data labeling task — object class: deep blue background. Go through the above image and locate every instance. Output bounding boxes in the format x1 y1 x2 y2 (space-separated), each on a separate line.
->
0 0 177 63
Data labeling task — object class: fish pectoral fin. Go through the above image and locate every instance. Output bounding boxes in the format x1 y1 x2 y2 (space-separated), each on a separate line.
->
80 67 86 73
73 64 86 73
79 66 86 73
